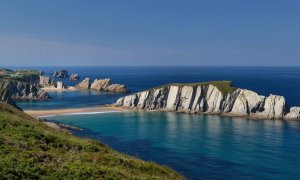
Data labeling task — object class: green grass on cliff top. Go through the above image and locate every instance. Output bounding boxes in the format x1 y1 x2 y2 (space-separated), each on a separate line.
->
0 102 183 179
148 81 236 95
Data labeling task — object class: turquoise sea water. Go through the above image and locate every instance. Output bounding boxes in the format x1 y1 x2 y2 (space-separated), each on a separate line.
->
46 111 300 179
12 66 300 179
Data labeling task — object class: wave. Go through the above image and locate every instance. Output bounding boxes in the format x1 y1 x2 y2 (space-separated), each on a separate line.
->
40 111 122 118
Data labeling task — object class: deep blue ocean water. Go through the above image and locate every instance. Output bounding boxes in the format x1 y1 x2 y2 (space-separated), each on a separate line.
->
11 66 300 179
16 66 300 110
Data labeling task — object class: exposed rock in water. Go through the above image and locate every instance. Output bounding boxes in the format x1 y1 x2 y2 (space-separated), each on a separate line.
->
285 107 300 120
70 74 80 81
106 84 128 93
56 81 65 89
115 81 300 120
53 70 69 78
75 77 129 93
90 78 111 91
75 78 90 90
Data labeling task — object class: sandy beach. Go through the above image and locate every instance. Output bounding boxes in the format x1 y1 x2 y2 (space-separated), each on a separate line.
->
25 105 127 117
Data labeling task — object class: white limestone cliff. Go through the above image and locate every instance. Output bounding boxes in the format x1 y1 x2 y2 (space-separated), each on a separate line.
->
115 81 300 120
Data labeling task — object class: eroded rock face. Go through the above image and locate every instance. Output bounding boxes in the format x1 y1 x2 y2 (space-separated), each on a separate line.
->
56 81 65 89
256 95 286 119
285 107 300 120
53 70 69 78
90 78 111 91
75 77 128 93
0 89 19 109
70 74 80 81
0 80 49 101
75 78 90 90
115 83 300 120
39 76 51 86
106 84 128 93
0 89 12 104
230 89 265 116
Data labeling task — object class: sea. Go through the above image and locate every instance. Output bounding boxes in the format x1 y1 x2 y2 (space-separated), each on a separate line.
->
12 66 300 179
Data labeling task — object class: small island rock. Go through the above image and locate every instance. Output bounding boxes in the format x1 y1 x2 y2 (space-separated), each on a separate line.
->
53 70 69 78
70 74 80 81
75 78 90 90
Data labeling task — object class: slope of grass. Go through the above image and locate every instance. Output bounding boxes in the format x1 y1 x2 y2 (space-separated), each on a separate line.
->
0 102 183 179
147 81 236 95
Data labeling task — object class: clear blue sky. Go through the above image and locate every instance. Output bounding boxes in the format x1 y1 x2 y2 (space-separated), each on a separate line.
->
0 0 299 66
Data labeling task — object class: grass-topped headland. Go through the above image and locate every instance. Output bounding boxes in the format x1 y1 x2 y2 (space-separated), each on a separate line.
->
0 102 183 179
146 81 236 95
0 69 41 88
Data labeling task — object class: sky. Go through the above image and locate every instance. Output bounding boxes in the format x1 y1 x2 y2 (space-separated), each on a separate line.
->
0 0 299 66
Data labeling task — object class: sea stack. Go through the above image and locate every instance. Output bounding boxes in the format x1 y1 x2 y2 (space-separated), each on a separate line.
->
75 77 129 93
70 74 80 81
53 70 69 78
75 77 91 90
115 81 300 120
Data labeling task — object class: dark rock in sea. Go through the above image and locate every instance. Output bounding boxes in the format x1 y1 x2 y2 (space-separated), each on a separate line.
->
53 70 69 78
70 74 80 81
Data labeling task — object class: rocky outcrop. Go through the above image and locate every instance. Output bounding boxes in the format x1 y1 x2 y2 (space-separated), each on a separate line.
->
56 81 65 89
90 78 111 91
75 78 129 93
0 79 50 101
106 84 128 93
285 107 300 120
0 88 19 109
75 78 90 90
53 70 69 78
39 76 51 86
0 89 13 104
70 74 80 81
115 81 300 120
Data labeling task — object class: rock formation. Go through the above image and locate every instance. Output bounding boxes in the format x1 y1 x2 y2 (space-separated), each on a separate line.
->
70 74 80 81
39 76 51 86
75 77 129 93
115 81 300 120
0 79 49 101
53 70 69 78
75 78 90 90
56 81 65 89
0 88 14 105
0 88 20 109
90 78 111 91
106 84 128 93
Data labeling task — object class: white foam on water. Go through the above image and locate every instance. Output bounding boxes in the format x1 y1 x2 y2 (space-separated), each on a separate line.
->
39 111 122 118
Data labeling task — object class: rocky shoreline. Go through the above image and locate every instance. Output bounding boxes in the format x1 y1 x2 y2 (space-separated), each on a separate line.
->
40 69 129 93
0 69 50 101
115 81 300 120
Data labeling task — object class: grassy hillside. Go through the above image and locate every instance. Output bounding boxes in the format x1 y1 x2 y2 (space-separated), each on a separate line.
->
0 102 183 179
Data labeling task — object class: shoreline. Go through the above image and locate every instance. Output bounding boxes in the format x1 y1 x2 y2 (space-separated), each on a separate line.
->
25 105 127 117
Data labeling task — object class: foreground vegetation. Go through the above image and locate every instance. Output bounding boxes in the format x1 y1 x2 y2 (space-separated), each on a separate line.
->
0 102 183 179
